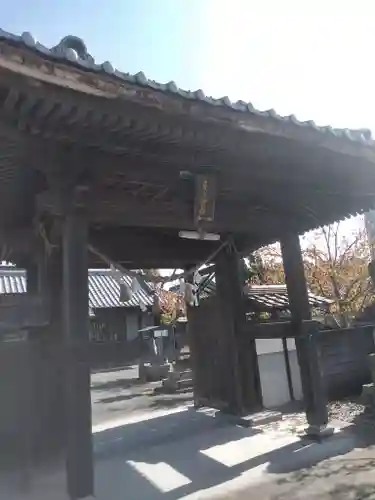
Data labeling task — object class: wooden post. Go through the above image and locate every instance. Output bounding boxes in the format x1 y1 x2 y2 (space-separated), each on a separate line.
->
280 233 328 432
16 259 40 488
62 210 93 499
26 245 66 461
184 267 199 406
215 244 261 414
26 261 39 294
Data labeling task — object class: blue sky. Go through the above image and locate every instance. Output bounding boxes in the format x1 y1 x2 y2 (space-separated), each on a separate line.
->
2 1 208 97
3 0 375 133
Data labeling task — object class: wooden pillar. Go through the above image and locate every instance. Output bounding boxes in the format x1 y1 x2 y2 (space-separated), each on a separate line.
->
184 267 200 407
62 211 93 499
215 244 261 414
21 245 66 462
280 233 328 431
14 259 40 487
45 249 65 454
26 261 39 294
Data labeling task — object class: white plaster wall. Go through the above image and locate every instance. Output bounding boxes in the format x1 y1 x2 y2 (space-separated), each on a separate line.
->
286 339 303 401
256 338 303 408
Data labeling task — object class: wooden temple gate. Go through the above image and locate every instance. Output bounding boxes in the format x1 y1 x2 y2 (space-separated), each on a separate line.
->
0 31 374 499
188 245 262 414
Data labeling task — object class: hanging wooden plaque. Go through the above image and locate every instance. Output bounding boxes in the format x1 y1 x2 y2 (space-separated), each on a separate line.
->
194 174 217 224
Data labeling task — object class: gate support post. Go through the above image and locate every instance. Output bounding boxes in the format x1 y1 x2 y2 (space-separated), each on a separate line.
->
62 208 93 499
215 243 261 414
280 233 329 436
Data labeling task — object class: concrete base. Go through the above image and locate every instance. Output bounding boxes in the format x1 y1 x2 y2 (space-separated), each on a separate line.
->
219 410 282 428
298 424 335 442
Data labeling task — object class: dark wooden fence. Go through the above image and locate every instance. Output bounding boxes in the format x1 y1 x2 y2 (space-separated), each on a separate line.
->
188 298 230 409
317 325 375 399
0 336 32 467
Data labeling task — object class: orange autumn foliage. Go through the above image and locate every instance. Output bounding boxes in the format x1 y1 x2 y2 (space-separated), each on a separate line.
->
248 222 373 318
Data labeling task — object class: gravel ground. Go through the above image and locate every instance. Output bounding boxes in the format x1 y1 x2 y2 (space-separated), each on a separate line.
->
328 397 368 423
256 397 372 435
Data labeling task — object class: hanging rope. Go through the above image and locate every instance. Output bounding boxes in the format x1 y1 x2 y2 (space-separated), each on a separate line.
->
88 244 152 294
88 238 229 287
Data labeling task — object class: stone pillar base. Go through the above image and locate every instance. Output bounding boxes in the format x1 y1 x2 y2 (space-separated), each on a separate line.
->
300 424 335 441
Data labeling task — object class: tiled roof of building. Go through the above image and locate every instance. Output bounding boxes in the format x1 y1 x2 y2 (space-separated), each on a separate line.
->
197 279 332 311
0 267 154 310
0 29 372 145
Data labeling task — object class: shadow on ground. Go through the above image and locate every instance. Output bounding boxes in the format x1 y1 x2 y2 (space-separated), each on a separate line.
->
91 377 144 392
91 364 137 375
147 394 193 411
98 393 149 404
255 409 375 500
97 391 192 408
91 366 193 420
93 406 375 500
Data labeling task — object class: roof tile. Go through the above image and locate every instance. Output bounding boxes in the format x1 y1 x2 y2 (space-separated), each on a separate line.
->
0 29 372 145
194 279 332 310
0 268 153 310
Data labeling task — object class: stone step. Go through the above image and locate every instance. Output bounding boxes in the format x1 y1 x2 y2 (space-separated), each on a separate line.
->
161 372 193 392
177 377 193 388
178 370 192 380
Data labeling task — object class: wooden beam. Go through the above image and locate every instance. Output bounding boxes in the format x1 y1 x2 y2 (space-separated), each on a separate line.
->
18 133 374 204
242 320 319 339
38 188 297 234
89 227 221 269
0 115 372 229
62 211 93 499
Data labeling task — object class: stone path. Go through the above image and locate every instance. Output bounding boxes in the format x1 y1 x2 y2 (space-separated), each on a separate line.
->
4 371 375 500
6 404 375 500
93 410 375 500
91 365 193 425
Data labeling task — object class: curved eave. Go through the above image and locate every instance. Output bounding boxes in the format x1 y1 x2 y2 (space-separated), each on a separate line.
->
0 35 374 163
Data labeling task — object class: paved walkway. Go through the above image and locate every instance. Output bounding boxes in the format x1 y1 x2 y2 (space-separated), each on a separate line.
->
91 366 193 425
4 405 375 500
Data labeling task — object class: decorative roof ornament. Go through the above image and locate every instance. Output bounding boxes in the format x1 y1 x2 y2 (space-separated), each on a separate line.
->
51 35 94 64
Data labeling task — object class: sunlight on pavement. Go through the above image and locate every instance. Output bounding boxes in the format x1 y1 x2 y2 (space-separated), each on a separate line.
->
127 460 192 493
200 433 298 467
92 404 191 433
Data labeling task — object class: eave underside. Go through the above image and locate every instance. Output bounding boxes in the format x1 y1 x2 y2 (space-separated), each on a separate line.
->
0 62 374 268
